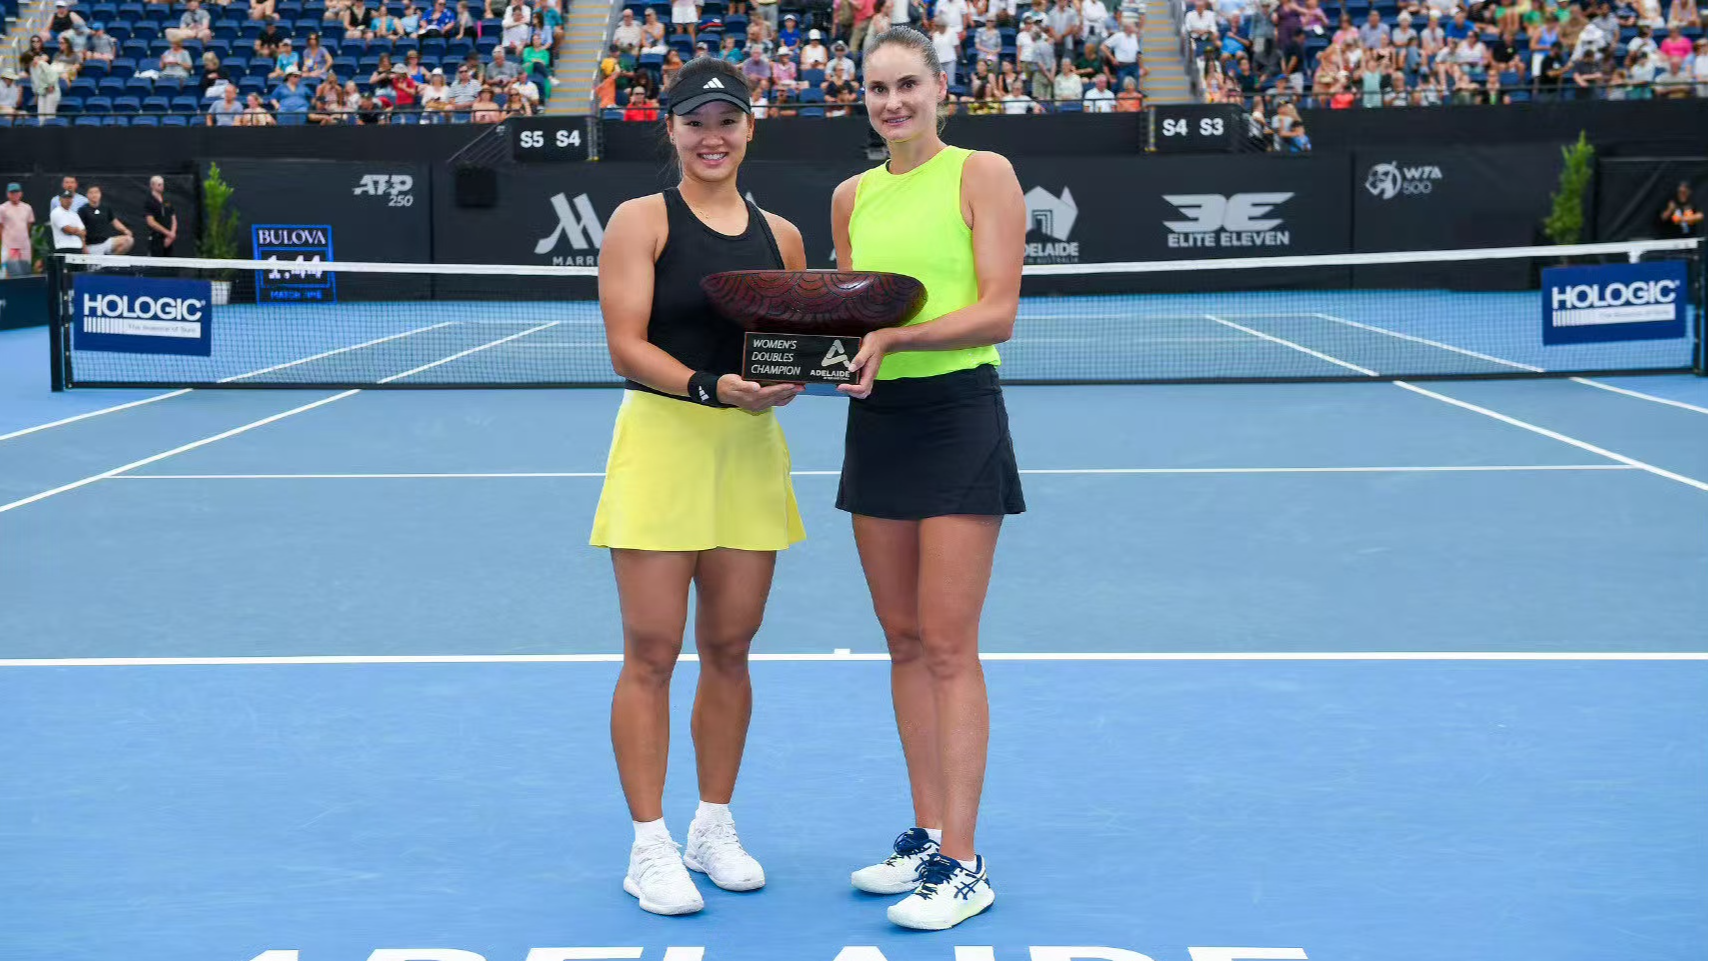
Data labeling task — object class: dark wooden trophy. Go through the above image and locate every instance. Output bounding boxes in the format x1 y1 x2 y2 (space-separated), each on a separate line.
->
700 270 928 394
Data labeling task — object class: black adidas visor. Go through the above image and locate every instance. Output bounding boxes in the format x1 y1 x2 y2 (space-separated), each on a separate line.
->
669 75 752 116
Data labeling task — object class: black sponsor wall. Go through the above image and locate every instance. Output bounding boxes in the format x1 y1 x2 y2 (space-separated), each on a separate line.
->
1350 144 1565 289
0 275 50 330
3 172 199 257
1007 153 1352 294
1594 157 1707 242
204 159 431 303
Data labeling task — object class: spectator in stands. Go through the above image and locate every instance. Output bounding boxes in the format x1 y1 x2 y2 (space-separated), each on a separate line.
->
827 39 858 76
389 63 421 108
671 0 700 37
753 0 780 33
779 13 802 47
254 17 286 58
343 0 376 39
234 92 274 124
862 0 892 54
741 42 772 85
251 0 278 21
641 8 668 51
449 63 482 108
1045 0 1080 56
419 67 452 114
1272 101 1308 149
270 66 314 123
489 46 523 84
84 23 118 64
1654 53 1693 95
801 29 831 68
42 1 85 46
418 0 454 37
1116 72 1142 109
199 52 231 97
1 184 33 279
621 84 658 119
523 31 554 78
504 84 534 114
0 70 20 118
498 0 531 48
269 38 300 79
302 33 334 80
1081 70 1115 109
310 82 350 123
78 187 134 257
770 45 799 97
207 82 244 123
371 5 404 38
1184 0 1220 57
157 38 193 79
930 18 961 81
166 0 214 44
614 9 643 50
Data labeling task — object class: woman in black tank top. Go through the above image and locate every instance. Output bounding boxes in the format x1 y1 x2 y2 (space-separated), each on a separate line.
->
590 56 809 918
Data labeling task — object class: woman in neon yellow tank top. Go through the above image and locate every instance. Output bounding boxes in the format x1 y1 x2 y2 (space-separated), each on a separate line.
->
830 23 1028 933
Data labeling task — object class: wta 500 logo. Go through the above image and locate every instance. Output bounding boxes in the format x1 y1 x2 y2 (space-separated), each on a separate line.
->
1163 193 1293 249
1364 162 1443 200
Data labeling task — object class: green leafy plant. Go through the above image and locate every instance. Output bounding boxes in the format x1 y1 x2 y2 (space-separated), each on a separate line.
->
1543 132 1595 247
30 222 52 273
201 162 241 280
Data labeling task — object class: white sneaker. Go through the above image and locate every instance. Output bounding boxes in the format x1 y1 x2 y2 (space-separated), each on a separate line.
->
684 814 766 892
886 853 995 931
851 827 940 895
623 837 705 916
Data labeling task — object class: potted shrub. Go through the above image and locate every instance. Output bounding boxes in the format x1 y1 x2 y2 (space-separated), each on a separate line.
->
1543 132 1595 252
201 162 242 304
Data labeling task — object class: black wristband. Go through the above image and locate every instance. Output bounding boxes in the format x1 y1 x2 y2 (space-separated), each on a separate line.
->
687 371 727 407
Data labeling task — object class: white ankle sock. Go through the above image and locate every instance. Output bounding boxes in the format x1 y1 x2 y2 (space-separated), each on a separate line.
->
924 828 943 844
954 855 980 873
633 817 672 845
695 801 732 824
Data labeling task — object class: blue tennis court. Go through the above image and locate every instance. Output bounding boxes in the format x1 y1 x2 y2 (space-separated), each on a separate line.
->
2 311 1705 961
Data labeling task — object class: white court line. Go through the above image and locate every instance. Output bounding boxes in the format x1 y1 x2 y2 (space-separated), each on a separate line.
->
105 465 1642 481
219 321 460 382
1394 382 1709 492
378 321 561 382
1204 315 1380 376
1308 312 1543 373
1569 377 1709 413
3 320 457 443
1 651 1702 667
0 389 190 443
1191 314 1707 493
0 324 566 515
0 390 362 515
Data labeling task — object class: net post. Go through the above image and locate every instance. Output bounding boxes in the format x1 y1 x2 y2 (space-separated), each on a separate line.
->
47 253 66 392
1695 237 1707 377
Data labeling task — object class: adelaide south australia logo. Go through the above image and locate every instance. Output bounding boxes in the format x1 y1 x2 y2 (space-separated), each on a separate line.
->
1364 162 1443 200
1024 186 1079 264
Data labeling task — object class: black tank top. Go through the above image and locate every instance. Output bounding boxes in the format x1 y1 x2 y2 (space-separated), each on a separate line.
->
625 187 785 400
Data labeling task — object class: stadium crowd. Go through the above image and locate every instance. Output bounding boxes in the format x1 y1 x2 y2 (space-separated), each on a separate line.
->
596 0 1150 118
1189 0 1705 108
1 0 562 122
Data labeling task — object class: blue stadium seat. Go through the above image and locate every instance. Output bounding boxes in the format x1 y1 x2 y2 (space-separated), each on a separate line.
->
125 75 154 95
121 38 151 60
116 2 145 21
130 21 159 42
161 114 190 125
102 113 131 126
214 22 241 42
84 95 115 114
143 95 172 112
97 75 128 96
800 67 824 86
58 95 86 114
171 94 203 113
76 115 106 126
68 76 99 97
131 114 161 125
797 105 824 117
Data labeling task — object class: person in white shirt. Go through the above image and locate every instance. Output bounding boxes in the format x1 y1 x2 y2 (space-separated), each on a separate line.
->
1080 0 1112 42
931 17 961 81
50 191 86 253
935 0 969 33
503 1 533 50
800 29 830 68
1183 0 1220 56
1082 71 1115 109
612 8 643 49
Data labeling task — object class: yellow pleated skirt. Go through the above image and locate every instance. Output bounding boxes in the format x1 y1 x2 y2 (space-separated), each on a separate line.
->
589 388 807 552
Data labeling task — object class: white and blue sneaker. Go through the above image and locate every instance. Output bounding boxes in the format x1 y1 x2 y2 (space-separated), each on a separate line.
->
851 827 940 895
886 853 995 930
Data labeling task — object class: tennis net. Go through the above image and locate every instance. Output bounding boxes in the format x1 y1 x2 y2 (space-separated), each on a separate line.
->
50 238 1705 390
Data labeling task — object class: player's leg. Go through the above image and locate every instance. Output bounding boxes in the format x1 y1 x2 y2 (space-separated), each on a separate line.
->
886 513 1001 931
610 547 705 915
682 546 778 891
849 514 947 895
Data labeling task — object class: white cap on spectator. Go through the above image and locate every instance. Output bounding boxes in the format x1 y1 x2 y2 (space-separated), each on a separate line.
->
809 28 821 39
432 66 444 74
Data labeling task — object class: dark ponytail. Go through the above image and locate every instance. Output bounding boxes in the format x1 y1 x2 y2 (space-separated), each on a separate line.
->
868 24 950 134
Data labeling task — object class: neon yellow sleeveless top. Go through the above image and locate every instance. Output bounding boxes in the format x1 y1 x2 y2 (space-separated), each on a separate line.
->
849 144 1001 381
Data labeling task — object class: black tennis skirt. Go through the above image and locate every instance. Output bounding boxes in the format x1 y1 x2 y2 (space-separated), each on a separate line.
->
836 364 1026 520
